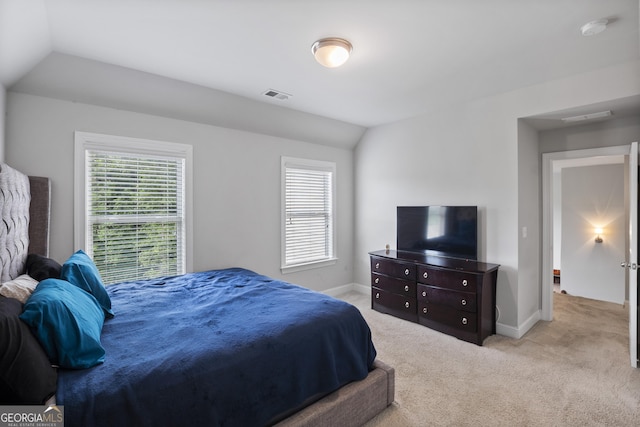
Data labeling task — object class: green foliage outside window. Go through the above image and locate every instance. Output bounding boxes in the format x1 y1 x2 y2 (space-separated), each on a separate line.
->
88 153 183 284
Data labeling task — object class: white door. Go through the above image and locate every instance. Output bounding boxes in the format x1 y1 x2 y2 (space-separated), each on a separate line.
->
628 141 638 368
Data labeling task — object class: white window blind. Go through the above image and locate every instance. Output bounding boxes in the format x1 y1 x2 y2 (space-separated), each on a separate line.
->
282 158 336 271
74 130 192 285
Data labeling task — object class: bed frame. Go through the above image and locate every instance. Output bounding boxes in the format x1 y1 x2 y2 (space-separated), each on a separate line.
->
276 359 394 426
1 164 395 426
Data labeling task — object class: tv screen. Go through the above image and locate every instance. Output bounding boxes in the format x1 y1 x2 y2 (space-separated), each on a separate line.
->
397 206 478 260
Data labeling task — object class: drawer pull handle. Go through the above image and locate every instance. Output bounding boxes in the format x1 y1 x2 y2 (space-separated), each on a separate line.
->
375 277 380 284
462 279 468 287
461 299 467 306
404 268 410 276
462 317 468 325
376 293 380 299
422 291 426 297
375 262 380 269
404 285 410 292
423 272 428 279
405 302 410 309
423 307 427 314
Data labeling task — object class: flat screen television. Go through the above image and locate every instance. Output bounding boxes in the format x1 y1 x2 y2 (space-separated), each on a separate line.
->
397 206 478 260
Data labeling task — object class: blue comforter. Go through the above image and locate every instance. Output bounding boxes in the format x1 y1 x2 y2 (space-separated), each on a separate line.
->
57 268 376 426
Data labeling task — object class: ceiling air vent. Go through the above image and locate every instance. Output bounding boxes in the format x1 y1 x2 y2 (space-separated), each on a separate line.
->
561 110 612 123
262 89 291 101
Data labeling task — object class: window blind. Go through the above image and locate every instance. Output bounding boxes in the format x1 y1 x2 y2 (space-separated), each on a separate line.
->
86 150 185 284
284 165 334 266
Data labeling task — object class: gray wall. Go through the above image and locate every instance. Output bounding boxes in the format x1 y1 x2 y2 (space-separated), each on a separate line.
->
354 60 640 337
561 164 625 304
517 119 541 326
0 85 5 161
539 115 640 153
5 92 355 292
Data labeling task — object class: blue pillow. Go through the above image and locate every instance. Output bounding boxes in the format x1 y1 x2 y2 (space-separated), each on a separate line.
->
60 250 114 318
19 279 106 369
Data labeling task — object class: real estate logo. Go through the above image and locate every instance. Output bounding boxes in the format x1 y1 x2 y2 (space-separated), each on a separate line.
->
0 405 64 427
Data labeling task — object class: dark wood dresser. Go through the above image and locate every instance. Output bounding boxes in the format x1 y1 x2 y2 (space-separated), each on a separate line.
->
370 249 499 345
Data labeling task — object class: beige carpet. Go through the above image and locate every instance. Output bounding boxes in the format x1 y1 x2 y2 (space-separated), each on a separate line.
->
338 291 640 426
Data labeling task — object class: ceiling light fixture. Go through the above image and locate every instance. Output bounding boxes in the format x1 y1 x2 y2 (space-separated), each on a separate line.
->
311 38 352 68
580 19 608 36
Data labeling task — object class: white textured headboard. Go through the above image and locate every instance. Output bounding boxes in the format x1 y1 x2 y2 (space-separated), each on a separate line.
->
0 164 51 283
0 163 31 283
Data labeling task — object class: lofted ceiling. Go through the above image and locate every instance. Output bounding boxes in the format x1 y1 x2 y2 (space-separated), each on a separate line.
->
1 0 639 135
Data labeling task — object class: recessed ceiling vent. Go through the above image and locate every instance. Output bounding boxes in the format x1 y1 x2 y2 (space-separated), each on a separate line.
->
262 89 292 101
561 110 612 123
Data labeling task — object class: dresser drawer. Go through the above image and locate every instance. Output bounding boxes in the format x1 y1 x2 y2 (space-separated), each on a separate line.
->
371 273 416 296
418 302 477 332
371 287 417 322
417 266 477 292
417 284 476 313
371 257 416 280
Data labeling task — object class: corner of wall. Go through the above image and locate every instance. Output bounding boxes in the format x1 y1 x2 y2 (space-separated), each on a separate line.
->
497 309 541 339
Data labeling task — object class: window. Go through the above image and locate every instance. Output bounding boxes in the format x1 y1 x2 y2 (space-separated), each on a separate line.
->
281 157 336 272
75 132 192 284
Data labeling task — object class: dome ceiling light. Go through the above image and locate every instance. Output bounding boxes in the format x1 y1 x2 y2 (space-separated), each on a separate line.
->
311 38 353 68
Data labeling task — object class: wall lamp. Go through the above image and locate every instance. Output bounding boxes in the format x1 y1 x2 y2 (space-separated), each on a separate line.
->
311 38 352 68
595 228 603 244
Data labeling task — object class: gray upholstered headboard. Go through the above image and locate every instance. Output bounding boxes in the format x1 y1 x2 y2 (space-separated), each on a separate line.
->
0 163 51 282
27 176 51 258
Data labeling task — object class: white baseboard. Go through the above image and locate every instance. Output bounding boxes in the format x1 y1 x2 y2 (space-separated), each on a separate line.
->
497 309 541 339
323 282 370 297
351 283 370 295
322 283 355 297
496 322 519 339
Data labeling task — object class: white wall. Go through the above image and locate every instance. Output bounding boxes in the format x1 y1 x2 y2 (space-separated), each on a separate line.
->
561 164 625 304
5 92 355 292
355 100 520 330
0 85 5 161
553 169 562 270
517 120 541 327
11 53 366 150
354 60 640 336
539 115 640 153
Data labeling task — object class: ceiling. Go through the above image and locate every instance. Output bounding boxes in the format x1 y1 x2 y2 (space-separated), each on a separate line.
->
1 0 639 131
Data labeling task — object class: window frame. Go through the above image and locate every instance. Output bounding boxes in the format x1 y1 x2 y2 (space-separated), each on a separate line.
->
74 131 193 282
281 156 337 274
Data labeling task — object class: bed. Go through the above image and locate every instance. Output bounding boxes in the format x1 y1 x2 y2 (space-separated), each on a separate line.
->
0 163 395 426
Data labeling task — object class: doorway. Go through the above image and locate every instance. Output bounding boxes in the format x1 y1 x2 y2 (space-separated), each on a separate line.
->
542 145 630 320
542 144 639 367
550 154 626 303
525 96 640 367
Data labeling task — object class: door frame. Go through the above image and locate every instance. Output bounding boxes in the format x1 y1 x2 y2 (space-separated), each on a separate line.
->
628 141 638 368
541 143 637 367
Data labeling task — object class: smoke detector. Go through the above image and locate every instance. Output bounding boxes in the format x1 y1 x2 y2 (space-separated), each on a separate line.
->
581 19 608 36
262 89 292 101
